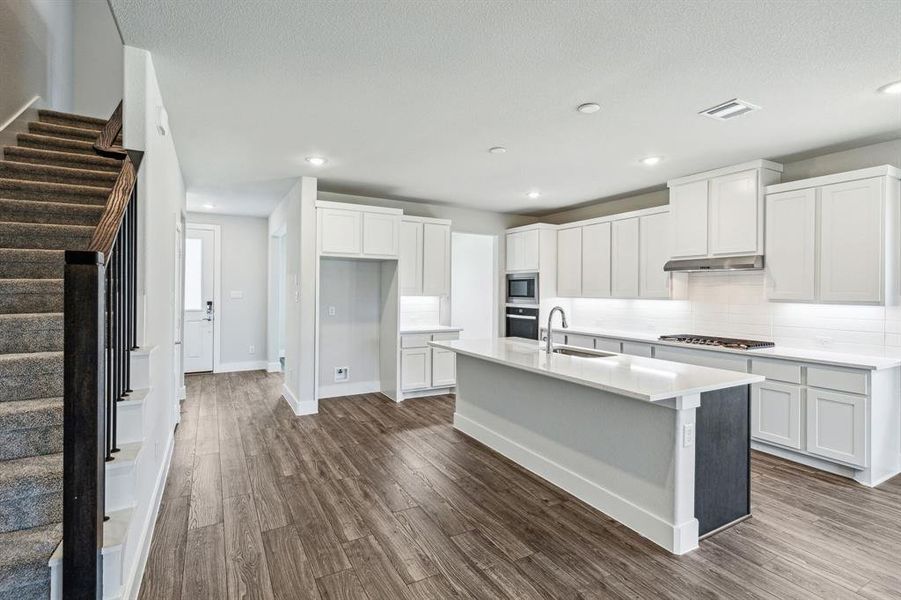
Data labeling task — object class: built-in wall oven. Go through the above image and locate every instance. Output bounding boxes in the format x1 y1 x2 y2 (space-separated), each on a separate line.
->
506 306 539 340
506 272 539 305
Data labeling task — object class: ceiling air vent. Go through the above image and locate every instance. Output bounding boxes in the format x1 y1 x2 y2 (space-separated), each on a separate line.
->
699 98 761 121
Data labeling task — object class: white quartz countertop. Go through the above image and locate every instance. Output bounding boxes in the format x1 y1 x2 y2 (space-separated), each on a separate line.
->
430 337 763 402
399 325 463 335
543 325 901 371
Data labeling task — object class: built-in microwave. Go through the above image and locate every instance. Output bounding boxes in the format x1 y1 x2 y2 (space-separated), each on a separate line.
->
506 272 539 305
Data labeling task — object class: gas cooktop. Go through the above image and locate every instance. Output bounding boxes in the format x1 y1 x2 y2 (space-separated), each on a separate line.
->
658 334 775 350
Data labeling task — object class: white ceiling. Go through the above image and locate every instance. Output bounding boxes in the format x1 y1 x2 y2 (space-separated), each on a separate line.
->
110 0 901 217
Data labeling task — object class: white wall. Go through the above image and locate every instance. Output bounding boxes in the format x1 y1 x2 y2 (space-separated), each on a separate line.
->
554 271 901 357
318 259 382 396
0 0 74 125
451 232 496 340
121 45 187 600
73 0 122 118
186 213 269 371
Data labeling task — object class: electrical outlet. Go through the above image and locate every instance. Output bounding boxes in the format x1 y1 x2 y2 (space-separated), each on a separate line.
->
682 423 695 447
249 345 255 355
334 366 349 382
816 336 833 348
328 306 336 316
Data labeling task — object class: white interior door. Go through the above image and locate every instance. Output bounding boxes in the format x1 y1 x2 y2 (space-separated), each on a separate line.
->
184 227 215 373
451 232 496 339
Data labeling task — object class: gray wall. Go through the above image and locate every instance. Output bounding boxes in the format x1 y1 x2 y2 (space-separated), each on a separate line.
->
186 212 269 368
73 0 122 118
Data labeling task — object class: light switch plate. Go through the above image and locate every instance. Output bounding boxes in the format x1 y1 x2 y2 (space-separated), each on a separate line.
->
682 423 695 447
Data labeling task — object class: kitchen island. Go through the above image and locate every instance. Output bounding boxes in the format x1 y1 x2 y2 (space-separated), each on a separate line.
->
429 337 764 554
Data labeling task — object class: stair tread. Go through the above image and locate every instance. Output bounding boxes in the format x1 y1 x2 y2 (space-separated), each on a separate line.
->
0 522 61 590
0 398 62 431
28 122 99 141
0 160 118 182
0 178 110 195
0 453 62 501
0 220 94 232
16 133 96 156
38 109 105 128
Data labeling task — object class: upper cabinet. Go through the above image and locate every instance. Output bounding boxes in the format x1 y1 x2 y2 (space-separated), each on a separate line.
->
399 217 451 296
506 228 541 272
668 160 783 259
554 208 676 300
505 224 558 300
318 201 402 259
764 166 901 305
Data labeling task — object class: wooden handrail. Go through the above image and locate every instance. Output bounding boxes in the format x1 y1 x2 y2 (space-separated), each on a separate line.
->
88 157 136 263
93 101 126 159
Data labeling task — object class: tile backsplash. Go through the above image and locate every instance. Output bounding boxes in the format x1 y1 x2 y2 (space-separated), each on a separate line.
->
554 272 901 357
400 296 441 329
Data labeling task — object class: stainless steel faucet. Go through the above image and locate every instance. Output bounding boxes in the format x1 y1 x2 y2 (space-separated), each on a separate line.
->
545 306 568 356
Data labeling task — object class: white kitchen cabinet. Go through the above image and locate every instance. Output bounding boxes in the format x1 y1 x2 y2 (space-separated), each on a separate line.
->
752 381 803 450
639 212 671 299
595 338 622 353
431 348 456 387
564 333 594 349
765 188 816 301
506 229 541 272
611 218 640 298
708 170 759 256
422 223 450 296
556 227 582 297
399 220 423 295
669 180 708 258
319 208 362 255
401 347 431 391
582 222 611 298
363 212 400 257
399 218 451 296
806 388 867 467
818 178 884 303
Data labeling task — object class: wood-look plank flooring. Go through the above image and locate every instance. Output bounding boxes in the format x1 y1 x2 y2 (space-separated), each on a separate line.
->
139 371 901 600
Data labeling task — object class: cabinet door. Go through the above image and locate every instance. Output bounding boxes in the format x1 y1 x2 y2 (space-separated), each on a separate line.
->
401 348 431 391
639 212 671 299
564 333 594 349
422 223 450 296
751 381 802 449
806 388 867 467
431 348 456 387
818 178 884 303
709 169 759 256
556 227 582 297
319 208 361 255
669 180 708 258
506 232 522 272
765 189 816 301
362 212 400 257
621 341 651 357
399 220 423 295
582 222 611 298
611 218 639 298
520 229 540 271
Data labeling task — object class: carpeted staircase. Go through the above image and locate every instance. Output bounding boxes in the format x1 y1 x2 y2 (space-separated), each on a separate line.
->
0 110 120 600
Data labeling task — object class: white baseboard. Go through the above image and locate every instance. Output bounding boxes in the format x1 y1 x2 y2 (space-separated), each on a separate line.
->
216 360 267 373
454 412 697 555
318 380 380 399
266 361 282 373
123 429 175 600
177 385 186 401
282 384 317 415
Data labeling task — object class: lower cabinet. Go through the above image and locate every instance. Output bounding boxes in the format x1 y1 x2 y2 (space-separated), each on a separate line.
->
806 388 867 467
400 332 458 392
401 347 431 391
751 381 802 450
431 348 457 387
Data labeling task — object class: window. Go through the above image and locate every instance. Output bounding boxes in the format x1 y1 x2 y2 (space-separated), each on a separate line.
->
184 238 202 310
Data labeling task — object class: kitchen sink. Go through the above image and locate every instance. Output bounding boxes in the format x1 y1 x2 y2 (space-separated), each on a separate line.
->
552 347 617 359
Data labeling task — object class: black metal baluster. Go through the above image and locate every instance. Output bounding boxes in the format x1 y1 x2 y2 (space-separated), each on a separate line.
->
124 202 132 394
130 187 138 350
105 254 113 461
110 241 120 455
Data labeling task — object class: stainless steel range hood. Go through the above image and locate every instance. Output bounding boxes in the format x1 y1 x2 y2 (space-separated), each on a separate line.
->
663 255 764 273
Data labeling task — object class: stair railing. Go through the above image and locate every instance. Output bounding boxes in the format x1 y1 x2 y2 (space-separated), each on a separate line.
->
63 101 142 600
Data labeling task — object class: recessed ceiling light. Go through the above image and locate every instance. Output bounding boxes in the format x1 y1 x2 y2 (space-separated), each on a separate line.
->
699 98 761 121
577 102 601 114
527 190 541 199
879 80 901 95
640 156 662 166
202 203 215 209
489 146 507 154
305 156 327 166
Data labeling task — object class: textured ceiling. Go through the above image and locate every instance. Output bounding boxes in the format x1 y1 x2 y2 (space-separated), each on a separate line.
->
110 0 901 216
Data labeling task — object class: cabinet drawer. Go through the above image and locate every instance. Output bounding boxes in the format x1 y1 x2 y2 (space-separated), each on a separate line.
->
807 366 867 395
565 333 595 349
401 335 431 349
432 331 460 342
622 341 652 357
653 346 749 372
750 359 802 384
595 338 622 353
